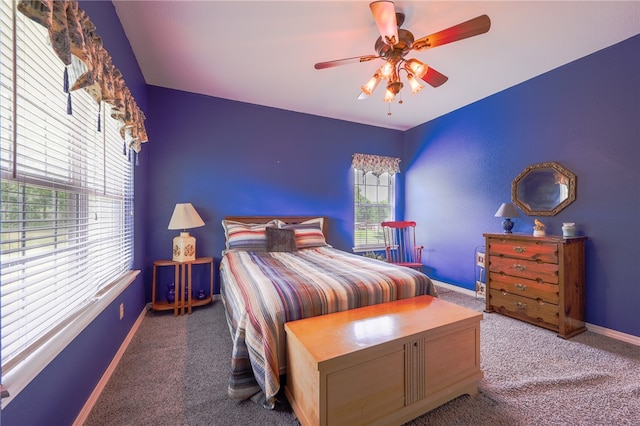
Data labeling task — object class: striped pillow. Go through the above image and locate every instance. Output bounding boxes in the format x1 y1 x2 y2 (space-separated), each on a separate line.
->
281 218 327 249
222 220 279 251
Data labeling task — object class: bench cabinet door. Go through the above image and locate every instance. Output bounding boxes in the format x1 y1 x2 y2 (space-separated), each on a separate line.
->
325 345 405 425
423 325 481 398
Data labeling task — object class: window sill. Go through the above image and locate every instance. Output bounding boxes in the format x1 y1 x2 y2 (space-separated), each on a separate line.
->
1 270 139 408
352 246 386 253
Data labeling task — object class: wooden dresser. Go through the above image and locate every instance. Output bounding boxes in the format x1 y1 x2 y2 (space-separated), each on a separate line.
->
483 233 587 339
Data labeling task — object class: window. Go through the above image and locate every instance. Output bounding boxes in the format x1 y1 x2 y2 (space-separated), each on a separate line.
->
352 153 400 250
0 0 136 403
353 169 396 249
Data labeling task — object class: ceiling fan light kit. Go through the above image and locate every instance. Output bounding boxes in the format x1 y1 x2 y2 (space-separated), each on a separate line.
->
405 58 428 79
406 74 423 94
361 71 382 96
315 1 491 110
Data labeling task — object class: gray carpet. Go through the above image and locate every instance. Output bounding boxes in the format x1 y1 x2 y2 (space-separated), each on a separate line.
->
84 287 640 425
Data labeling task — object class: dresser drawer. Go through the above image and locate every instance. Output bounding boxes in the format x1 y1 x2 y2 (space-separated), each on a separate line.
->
488 272 559 305
489 289 559 326
488 239 558 264
488 256 559 284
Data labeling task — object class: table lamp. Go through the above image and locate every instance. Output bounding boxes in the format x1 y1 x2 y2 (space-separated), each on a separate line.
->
494 203 520 233
168 203 205 262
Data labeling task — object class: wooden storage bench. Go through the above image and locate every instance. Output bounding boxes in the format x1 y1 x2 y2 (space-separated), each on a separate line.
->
284 295 483 426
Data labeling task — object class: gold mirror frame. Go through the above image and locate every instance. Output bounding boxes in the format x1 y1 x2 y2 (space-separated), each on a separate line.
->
511 162 577 216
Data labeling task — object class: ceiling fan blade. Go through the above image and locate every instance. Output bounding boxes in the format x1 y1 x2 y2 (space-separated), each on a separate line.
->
370 1 398 45
412 14 491 51
314 55 380 70
421 66 448 87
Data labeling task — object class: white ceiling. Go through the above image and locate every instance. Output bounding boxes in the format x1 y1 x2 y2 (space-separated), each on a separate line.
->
112 1 640 131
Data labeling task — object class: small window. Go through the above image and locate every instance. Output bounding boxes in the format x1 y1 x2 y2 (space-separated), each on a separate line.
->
353 169 395 250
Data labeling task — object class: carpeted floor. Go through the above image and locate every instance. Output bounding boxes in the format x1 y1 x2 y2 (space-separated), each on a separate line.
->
84 286 640 425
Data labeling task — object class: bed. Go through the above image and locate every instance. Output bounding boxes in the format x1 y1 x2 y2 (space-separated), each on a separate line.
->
219 215 438 408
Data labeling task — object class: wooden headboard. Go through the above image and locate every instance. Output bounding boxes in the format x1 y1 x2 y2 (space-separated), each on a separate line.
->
224 215 329 242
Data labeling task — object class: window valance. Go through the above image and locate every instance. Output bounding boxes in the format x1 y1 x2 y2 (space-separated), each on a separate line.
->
352 153 401 176
17 0 148 153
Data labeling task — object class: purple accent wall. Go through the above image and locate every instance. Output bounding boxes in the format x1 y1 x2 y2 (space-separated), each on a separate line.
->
404 35 640 337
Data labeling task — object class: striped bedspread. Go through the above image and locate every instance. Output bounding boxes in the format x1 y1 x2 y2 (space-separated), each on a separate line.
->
220 246 437 408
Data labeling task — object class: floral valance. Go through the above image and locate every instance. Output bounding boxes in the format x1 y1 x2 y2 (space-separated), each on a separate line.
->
352 153 401 176
17 0 148 153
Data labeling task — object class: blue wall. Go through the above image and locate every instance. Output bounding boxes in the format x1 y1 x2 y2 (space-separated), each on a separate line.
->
404 35 640 337
2 2 149 425
144 88 404 296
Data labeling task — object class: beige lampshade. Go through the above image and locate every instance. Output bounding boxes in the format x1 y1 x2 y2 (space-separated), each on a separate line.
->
168 203 205 230
168 203 204 262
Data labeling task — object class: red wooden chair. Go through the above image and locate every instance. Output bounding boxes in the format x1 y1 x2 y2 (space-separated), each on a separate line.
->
381 221 423 270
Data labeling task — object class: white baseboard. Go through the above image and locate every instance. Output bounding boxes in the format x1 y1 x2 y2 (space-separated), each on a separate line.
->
73 304 149 426
433 280 477 298
585 322 640 346
433 280 640 347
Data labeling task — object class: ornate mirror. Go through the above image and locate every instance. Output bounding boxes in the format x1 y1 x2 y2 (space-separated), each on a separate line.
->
512 162 576 216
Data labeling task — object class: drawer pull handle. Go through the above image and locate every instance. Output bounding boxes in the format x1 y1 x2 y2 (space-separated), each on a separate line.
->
514 283 527 291
514 246 526 253
513 264 526 271
515 301 527 310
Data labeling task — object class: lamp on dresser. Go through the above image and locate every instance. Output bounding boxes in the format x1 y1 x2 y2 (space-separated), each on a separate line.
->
168 203 205 262
494 202 520 233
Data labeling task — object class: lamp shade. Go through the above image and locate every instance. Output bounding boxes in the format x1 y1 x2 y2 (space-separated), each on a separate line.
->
168 203 204 261
494 202 519 233
494 203 520 218
168 203 205 230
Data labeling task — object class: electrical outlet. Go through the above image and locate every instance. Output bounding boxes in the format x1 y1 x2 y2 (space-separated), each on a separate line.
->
119 303 124 320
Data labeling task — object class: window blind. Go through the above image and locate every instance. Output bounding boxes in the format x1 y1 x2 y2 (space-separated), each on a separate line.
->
0 0 134 376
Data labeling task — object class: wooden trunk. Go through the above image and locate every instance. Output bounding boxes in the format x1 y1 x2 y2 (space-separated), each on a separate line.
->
284 295 483 426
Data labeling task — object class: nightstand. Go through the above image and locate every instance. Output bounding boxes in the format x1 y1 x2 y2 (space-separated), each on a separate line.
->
151 257 214 316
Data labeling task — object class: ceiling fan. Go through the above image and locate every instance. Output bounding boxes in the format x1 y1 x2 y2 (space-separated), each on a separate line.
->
315 1 491 105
